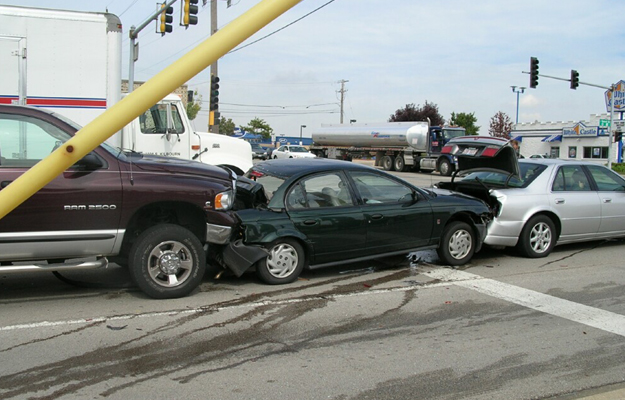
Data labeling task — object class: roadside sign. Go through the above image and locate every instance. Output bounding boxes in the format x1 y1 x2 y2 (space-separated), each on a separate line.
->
614 120 625 132
599 119 610 128
605 80 625 112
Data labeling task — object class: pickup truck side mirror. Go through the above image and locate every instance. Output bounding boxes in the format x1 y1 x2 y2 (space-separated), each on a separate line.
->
75 153 104 170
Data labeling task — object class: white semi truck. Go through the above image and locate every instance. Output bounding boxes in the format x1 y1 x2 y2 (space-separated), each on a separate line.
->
0 5 252 175
309 122 466 176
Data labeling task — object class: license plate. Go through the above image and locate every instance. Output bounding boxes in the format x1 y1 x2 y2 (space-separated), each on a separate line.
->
463 147 478 156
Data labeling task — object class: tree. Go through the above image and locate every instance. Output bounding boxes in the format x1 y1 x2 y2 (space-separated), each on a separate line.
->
241 117 273 140
389 101 445 126
186 91 202 121
449 112 479 135
219 116 236 136
488 111 513 138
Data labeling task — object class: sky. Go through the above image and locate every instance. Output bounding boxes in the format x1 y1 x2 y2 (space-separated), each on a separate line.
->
2 0 624 138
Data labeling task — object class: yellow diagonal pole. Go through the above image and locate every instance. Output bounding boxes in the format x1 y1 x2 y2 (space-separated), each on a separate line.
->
0 0 302 220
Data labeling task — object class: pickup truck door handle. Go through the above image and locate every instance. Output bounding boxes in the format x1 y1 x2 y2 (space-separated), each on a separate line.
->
1 181 12 188
370 214 383 220
603 198 612 203
303 219 318 226
554 198 565 204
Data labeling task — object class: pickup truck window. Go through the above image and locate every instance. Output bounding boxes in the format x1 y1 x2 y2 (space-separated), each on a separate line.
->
0 113 70 168
139 103 186 135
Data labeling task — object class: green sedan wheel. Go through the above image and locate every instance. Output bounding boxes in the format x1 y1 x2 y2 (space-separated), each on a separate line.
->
256 238 305 285
437 221 475 266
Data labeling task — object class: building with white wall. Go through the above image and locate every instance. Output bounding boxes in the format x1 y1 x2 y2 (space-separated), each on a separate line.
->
511 113 623 163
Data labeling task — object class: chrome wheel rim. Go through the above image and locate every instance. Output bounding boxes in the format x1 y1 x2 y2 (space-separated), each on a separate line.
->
448 229 472 260
529 222 552 254
439 162 449 175
266 243 299 278
147 240 194 288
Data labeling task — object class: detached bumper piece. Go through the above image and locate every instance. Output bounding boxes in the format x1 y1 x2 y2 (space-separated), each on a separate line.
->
221 240 269 277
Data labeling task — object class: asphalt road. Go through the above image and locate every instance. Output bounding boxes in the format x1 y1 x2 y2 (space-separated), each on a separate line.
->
1 163 625 400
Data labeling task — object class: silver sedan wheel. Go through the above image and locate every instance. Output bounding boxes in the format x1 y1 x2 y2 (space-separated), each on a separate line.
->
266 243 299 278
448 228 473 260
529 222 552 254
147 240 194 288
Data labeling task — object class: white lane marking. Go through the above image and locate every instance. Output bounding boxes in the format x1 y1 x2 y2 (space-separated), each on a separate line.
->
426 268 625 338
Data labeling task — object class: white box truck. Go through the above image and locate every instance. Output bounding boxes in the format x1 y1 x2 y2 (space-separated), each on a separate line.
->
0 5 252 175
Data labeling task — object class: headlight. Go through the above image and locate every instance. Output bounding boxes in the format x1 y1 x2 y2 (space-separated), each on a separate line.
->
215 189 234 210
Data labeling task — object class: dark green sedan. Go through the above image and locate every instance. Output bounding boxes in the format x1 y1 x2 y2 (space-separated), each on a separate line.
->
221 158 491 284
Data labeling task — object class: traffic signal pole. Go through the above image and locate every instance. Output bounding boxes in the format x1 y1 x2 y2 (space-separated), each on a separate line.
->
0 0 303 221
209 0 219 133
128 0 179 93
523 65 617 168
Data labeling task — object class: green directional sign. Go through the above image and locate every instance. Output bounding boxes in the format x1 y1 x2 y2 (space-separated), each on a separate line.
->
599 119 611 128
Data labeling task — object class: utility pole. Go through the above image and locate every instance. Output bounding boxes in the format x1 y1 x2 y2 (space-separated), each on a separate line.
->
338 79 348 124
209 0 219 133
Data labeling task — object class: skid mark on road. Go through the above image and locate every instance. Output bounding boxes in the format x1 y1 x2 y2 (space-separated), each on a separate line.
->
426 268 625 338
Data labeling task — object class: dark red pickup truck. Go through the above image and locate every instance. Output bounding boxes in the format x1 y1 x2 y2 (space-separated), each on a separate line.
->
0 104 238 299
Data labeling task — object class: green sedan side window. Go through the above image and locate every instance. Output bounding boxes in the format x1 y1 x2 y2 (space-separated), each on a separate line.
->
348 171 412 204
286 172 354 209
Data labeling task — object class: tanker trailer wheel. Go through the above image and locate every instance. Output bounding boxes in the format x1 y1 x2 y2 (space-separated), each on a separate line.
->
438 158 453 176
393 155 407 172
382 155 395 171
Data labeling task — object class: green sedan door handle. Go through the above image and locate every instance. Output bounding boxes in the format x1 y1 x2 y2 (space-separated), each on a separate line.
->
370 214 383 220
303 219 318 226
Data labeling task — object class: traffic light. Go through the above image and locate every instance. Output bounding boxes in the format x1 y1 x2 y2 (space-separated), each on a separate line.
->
209 111 221 126
570 69 579 90
615 131 622 143
157 3 173 34
529 57 539 88
181 0 199 26
210 75 220 111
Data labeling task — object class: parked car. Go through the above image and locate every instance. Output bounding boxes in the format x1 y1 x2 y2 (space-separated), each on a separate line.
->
218 158 492 284
0 104 239 299
272 145 316 159
250 143 268 160
437 136 625 258
529 154 549 159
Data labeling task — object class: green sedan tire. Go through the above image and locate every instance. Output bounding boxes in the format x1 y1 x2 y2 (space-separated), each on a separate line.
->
437 221 475 266
256 238 305 285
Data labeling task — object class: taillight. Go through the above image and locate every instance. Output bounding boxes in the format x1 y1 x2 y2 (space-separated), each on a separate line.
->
481 147 498 157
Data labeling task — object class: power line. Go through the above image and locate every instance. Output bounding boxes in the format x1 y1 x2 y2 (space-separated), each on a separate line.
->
211 101 338 108
189 79 336 86
227 0 336 54
132 0 335 77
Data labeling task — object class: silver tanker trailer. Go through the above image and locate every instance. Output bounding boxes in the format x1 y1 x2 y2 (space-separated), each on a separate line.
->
309 122 466 176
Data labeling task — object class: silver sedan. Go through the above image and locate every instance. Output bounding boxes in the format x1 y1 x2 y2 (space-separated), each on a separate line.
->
441 158 625 257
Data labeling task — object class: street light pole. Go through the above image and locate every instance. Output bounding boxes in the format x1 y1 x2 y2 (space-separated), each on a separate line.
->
300 125 306 145
511 86 526 125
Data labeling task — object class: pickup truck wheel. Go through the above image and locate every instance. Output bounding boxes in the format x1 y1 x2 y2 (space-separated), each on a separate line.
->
437 221 475 266
129 224 205 299
381 155 395 171
256 238 305 285
438 159 453 176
